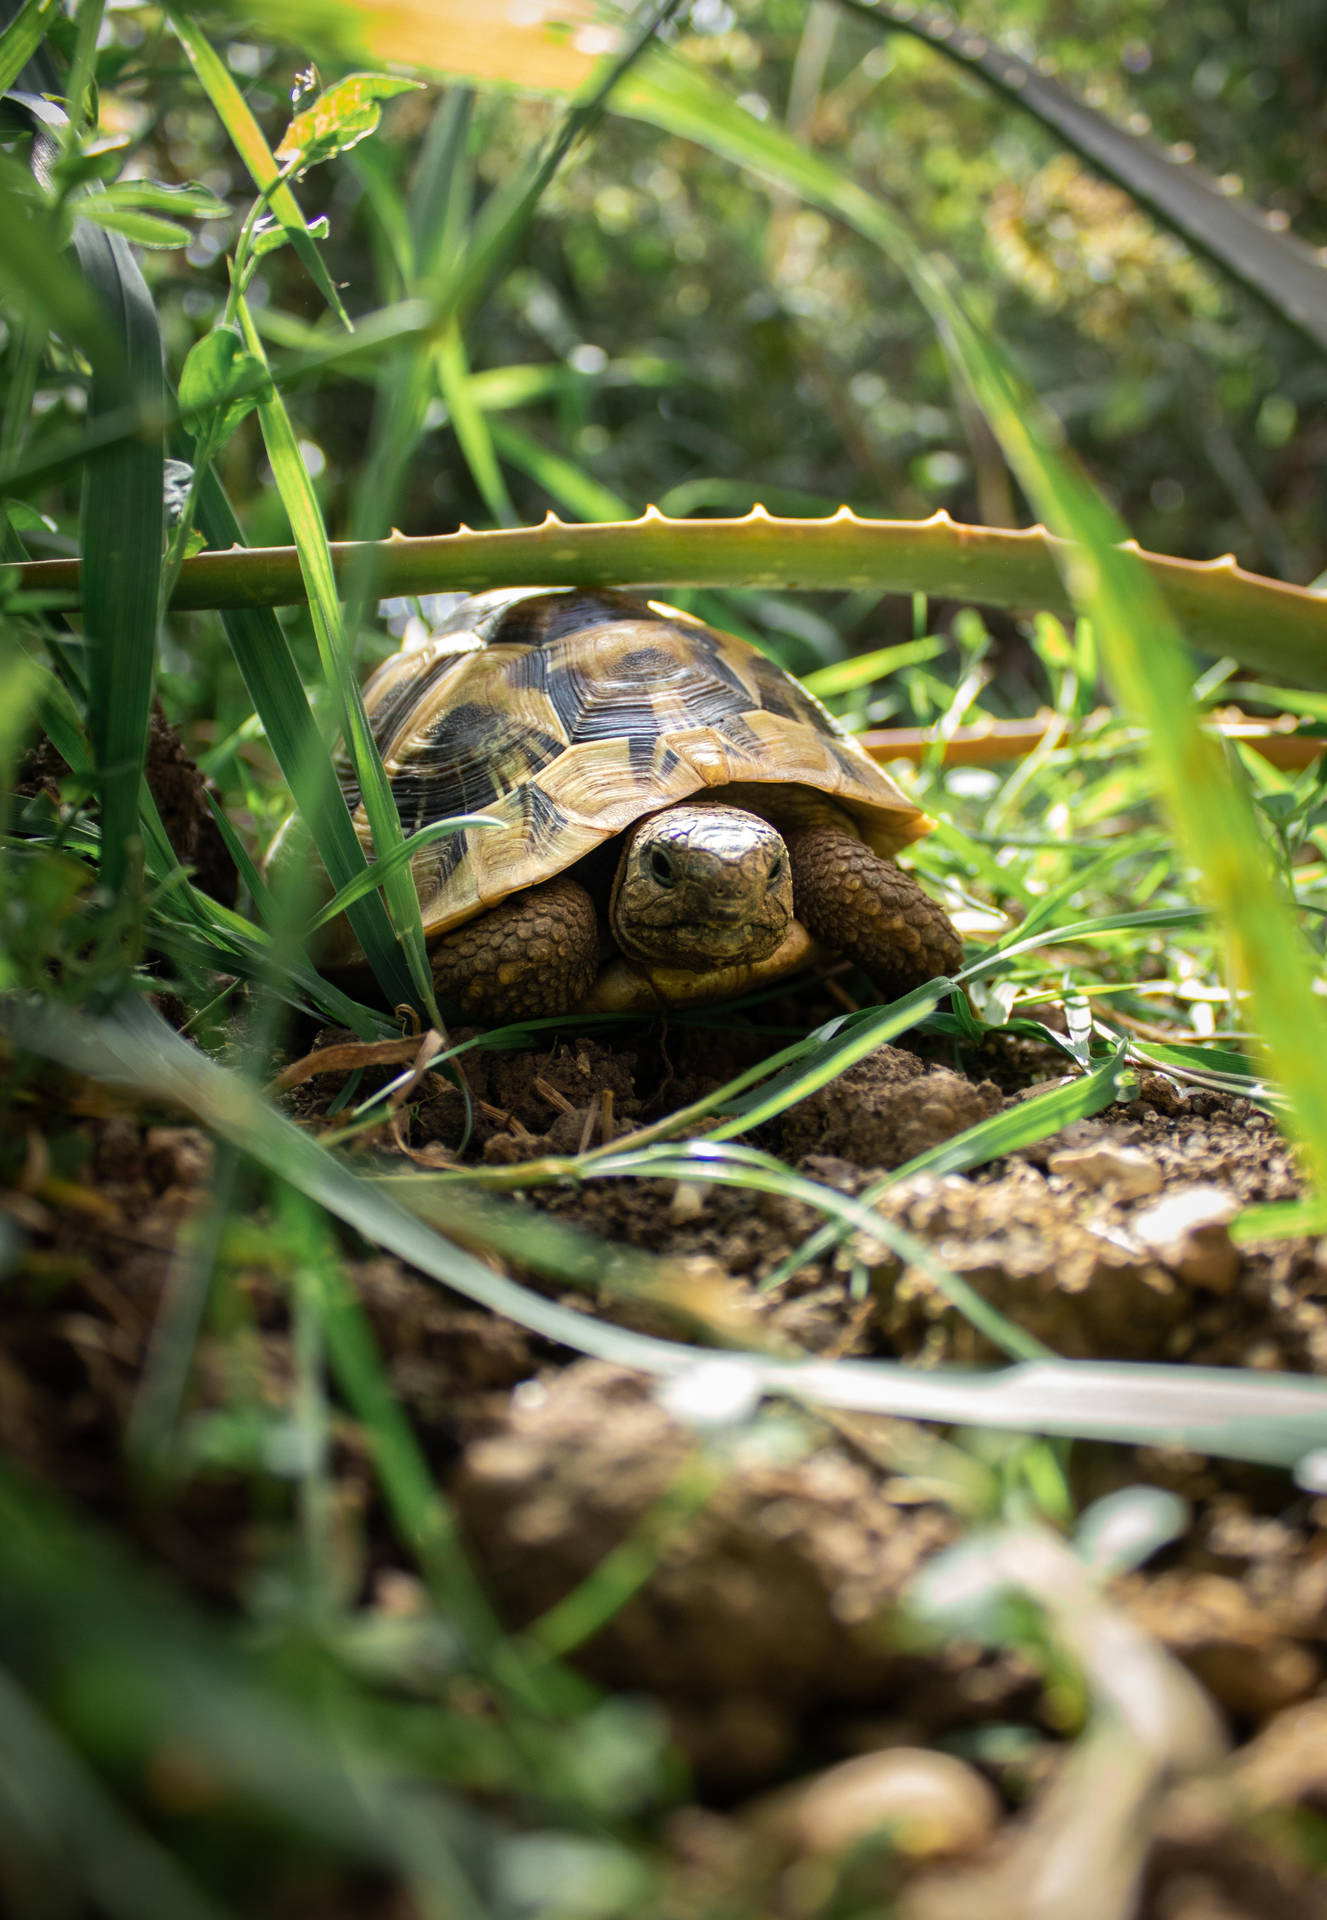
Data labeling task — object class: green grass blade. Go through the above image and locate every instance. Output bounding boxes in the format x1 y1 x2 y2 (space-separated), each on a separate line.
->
233 295 438 1018
0 0 60 94
705 980 952 1140
71 214 164 903
856 0 1327 357
0 1667 228 1920
587 1143 1052 1361
308 814 501 931
191 468 414 1010
164 7 350 327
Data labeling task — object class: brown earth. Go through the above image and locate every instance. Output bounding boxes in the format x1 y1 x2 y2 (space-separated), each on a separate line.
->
2 1002 1326 1917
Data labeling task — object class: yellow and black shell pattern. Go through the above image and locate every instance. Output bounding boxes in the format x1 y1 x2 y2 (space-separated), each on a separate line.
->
331 588 932 956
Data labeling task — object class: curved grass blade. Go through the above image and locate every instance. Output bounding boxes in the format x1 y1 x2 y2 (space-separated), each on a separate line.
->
582 1139 1052 1362
10 996 1327 1472
851 0 1327 357
307 813 501 931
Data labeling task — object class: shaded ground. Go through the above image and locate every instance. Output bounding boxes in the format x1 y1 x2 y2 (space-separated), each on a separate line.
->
2 1003 1326 1916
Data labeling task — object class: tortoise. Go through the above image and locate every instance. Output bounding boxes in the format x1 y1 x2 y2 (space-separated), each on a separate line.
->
300 588 962 1022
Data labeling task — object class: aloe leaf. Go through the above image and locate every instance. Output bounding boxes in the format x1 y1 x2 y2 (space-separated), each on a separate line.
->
854 0 1327 357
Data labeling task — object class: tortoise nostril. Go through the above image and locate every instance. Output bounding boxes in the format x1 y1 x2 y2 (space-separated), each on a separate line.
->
649 846 676 887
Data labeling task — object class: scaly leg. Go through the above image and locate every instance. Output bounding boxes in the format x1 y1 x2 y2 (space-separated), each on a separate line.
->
786 822 962 998
429 876 599 1022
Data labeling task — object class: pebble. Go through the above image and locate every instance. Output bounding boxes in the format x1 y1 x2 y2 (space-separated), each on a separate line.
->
1047 1140 1163 1198
748 1747 1000 1862
1129 1186 1241 1292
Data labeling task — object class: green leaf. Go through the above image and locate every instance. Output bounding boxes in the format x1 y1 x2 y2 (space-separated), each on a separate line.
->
178 325 269 447
76 200 194 248
275 72 422 170
98 178 232 220
250 211 329 259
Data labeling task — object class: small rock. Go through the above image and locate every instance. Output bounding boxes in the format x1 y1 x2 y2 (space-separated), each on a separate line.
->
749 1747 1000 1862
669 1179 709 1225
1130 1186 1241 1292
1048 1140 1163 1198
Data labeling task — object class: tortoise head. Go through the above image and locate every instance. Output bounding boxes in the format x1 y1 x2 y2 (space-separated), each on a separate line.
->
609 803 794 971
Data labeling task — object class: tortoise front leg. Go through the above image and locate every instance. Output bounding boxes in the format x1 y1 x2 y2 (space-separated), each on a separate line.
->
428 876 599 1022
786 823 962 999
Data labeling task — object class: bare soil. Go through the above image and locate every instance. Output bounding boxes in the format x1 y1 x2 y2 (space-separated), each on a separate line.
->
3 1000 1326 1917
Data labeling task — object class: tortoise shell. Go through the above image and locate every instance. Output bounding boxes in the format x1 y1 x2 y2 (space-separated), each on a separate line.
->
328 588 933 959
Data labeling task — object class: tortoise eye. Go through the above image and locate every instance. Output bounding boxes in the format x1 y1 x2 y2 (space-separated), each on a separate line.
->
768 852 785 884
649 846 676 887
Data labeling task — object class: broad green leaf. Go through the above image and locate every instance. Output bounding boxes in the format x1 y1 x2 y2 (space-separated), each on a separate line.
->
76 200 194 248
178 326 269 447
98 178 232 219
72 209 164 903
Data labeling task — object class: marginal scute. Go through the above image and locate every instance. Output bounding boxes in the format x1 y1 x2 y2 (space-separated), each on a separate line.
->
318 588 934 960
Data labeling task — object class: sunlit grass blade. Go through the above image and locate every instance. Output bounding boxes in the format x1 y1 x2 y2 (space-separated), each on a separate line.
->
803 637 944 697
704 980 952 1141
307 813 501 931
854 0 1327 357
191 468 415 1009
165 6 350 326
488 418 630 521
583 1140 1052 1361
233 294 439 1019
